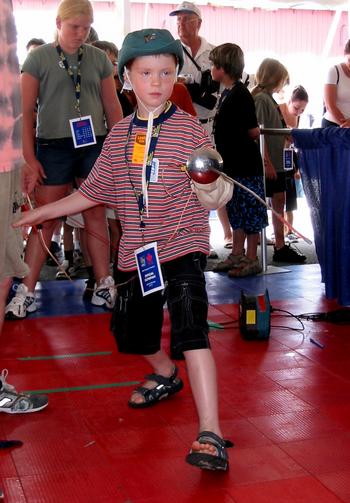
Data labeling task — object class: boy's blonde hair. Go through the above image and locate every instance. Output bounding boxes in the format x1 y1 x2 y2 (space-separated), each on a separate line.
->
251 58 289 96
209 43 244 81
57 0 94 23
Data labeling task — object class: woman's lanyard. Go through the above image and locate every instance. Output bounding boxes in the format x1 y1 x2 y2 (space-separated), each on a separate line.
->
56 44 83 116
269 94 287 128
125 115 162 230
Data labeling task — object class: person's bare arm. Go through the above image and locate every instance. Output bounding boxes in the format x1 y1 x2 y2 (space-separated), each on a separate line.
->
21 72 46 184
324 83 347 125
263 143 277 180
13 191 98 228
100 75 123 130
248 126 260 140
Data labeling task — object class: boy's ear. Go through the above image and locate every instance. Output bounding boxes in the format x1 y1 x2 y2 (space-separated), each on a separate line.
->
56 16 61 30
175 64 179 83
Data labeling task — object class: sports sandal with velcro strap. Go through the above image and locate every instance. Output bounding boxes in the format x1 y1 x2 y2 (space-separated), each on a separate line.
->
186 431 234 471
128 366 183 409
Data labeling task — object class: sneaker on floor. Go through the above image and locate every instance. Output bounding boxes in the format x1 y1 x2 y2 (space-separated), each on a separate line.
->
285 232 299 243
228 257 262 277
55 260 79 280
91 275 116 309
258 236 275 246
273 244 306 264
0 369 48 414
5 284 36 320
73 249 84 268
46 241 62 266
213 253 245 272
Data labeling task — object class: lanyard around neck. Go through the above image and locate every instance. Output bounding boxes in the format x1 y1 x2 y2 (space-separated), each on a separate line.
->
56 44 83 116
125 114 164 229
268 93 287 128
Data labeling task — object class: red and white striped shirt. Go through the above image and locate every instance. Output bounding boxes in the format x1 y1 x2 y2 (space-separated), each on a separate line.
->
80 105 212 271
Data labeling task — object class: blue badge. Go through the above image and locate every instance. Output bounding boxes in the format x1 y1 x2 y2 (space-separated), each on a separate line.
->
283 148 294 171
69 115 96 148
135 242 164 296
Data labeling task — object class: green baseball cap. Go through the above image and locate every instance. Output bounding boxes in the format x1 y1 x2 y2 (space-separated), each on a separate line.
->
118 28 184 83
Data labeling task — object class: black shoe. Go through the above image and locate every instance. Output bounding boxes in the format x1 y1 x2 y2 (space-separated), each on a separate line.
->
83 277 95 301
273 244 306 264
46 242 62 266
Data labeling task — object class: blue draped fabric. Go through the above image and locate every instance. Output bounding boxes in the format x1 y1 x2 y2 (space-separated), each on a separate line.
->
292 127 350 305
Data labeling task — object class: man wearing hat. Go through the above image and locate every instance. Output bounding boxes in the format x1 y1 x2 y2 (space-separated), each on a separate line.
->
170 1 218 134
170 1 235 255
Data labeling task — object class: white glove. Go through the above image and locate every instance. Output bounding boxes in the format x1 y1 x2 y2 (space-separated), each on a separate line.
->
192 173 234 210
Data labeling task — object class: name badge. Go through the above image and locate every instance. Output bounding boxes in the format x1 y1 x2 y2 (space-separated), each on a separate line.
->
135 242 164 296
69 115 96 149
132 134 146 164
150 158 159 182
283 148 294 171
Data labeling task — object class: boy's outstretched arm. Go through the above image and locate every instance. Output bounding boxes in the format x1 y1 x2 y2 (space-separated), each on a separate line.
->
13 192 98 229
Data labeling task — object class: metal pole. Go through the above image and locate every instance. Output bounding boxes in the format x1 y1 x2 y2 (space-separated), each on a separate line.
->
259 124 268 272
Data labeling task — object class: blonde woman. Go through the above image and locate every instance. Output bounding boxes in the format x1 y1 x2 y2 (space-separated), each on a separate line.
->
6 0 122 319
252 58 306 264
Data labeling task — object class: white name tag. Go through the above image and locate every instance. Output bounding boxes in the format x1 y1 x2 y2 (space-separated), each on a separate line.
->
69 115 96 149
135 242 164 296
150 158 159 183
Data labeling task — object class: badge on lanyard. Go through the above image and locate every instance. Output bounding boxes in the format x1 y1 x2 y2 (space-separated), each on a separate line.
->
69 115 97 148
135 242 164 296
150 158 159 183
283 147 294 171
132 134 146 164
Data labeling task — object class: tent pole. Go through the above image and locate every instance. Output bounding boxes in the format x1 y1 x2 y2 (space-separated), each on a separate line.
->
322 8 341 57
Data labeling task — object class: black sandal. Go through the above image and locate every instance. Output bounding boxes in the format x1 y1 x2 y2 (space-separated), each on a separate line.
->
128 367 183 409
186 431 234 471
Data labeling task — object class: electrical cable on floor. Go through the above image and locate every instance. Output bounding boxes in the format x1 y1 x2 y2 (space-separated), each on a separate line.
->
297 308 350 323
297 312 328 321
270 306 327 348
270 307 305 332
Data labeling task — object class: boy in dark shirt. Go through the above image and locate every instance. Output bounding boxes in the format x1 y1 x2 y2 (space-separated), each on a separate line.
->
210 43 268 276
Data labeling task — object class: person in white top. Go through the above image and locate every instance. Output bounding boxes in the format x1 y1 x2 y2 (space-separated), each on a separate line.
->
170 2 233 250
169 1 218 133
323 39 350 128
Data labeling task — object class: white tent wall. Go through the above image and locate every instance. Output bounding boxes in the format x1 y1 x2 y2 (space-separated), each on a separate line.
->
12 0 350 124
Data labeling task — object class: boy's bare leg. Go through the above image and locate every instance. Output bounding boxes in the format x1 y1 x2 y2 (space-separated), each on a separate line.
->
82 204 110 284
217 206 232 245
129 347 220 456
246 233 259 260
271 192 286 249
184 348 221 456
232 228 245 256
129 350 175 405
21 184 70 292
